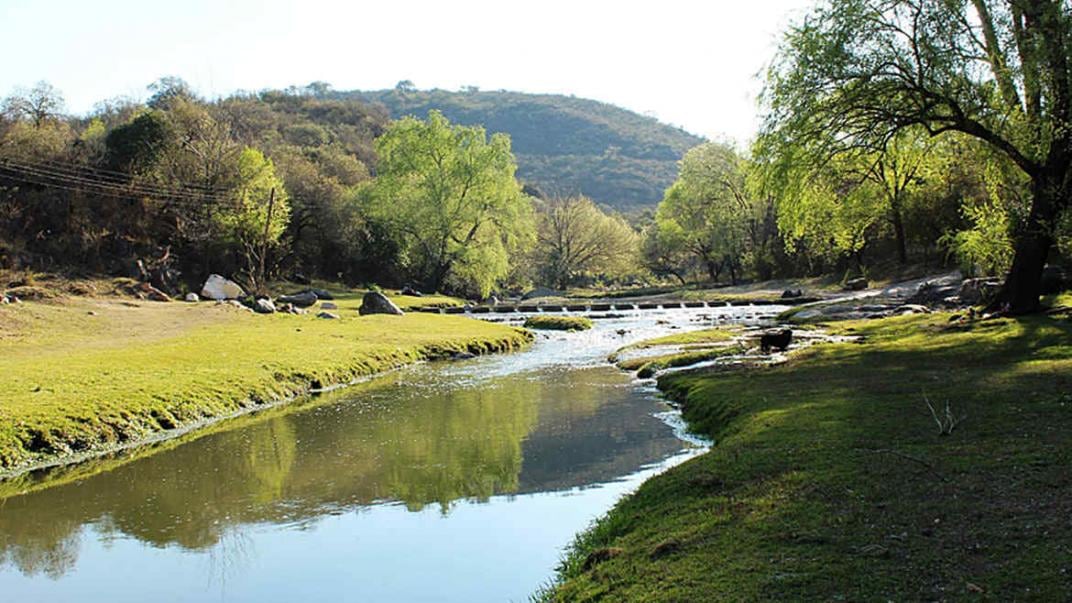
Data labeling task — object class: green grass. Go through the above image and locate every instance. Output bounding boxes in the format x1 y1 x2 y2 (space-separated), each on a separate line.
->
0 295 529 474
543 311 1072 601
523 315 594 331
619 326 741 352
617 346 746 378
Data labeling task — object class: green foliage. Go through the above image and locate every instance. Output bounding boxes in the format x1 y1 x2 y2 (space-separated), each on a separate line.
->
365 111 534 297
343 88 703 209
104 110 174 173
533 196 640 289
215 147 289 247
942 201 1014 277
651 142 755 283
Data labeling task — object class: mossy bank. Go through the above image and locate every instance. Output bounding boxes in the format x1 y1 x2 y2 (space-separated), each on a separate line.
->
543 309 1072 601
0 291 530 477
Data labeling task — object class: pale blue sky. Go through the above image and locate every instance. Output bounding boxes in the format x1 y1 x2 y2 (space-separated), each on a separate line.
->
0 0 812 143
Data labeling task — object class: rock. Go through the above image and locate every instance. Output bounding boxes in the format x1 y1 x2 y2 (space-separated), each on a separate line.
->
894 304 931 315
844 277 869 291
488 295 500 305
521 287 564 300
760 329 793 352
782 289 803 299
138 282 172 302
254 298 276 314
958 277 1002 305
358 291 404 316
307 288 333 301
451 351 477 360
278 291 318 308
291 273 311 285
317 311 339 320
320 302 338 310
0 296 7 305
87 310 97 316
184 292 200 302
200 274 245 301
400 286 423 297
906 279 960 306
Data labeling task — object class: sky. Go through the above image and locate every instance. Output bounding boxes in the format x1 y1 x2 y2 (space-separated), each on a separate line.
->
0 0 813 144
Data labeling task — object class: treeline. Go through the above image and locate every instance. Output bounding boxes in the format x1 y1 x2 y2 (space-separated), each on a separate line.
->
0 79 644 297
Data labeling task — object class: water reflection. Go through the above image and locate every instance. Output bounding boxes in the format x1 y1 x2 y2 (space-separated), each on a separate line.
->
0 365 686 581
0 307 782 599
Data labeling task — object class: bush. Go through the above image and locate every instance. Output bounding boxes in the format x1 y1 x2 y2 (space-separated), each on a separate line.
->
523 315 593 331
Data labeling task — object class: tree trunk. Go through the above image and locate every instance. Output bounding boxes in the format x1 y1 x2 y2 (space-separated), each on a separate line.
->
889 197 908 264
705 259 722 284
993 178 1062 315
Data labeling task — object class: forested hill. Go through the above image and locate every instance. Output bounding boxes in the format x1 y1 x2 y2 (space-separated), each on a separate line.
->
338 88 705 210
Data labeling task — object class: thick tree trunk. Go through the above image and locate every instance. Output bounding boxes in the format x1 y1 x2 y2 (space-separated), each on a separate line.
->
994 177 1063 315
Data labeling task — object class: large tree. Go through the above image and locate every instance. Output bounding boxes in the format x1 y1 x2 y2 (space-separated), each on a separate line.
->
763 0 1072 313
654 142 753 284
365 111 533 296
534 196 639 289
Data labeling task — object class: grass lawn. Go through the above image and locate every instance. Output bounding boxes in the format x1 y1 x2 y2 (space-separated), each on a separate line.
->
524 315 594 331
543 310 1072 601
0 289 528 475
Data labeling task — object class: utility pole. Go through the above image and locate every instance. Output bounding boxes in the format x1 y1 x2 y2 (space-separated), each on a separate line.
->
258 187 275 294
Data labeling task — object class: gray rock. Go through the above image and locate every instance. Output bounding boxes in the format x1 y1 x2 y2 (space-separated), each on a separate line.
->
184 292 200 302
200 274 245 301
254 298 276 314
226 299 253 312
317 311 339 320
844 277 869 291
521 287 564 300
400 286 423 297
958 278 1002 305
760 329 793 352
451 351 477 360
307 288 334 300
278 291 318 308
0 296 8 305
359 291 404 316
894 304 931 315
781 289 803 299
320 302 338 310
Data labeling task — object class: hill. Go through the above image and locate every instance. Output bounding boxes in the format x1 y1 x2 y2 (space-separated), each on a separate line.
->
338 87 705 210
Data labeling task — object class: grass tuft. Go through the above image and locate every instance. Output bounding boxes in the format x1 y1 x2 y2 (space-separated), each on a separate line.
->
523 315 593 331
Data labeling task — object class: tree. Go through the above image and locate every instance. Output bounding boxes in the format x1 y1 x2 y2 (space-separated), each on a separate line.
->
534 196 639 289
763 0 1072 313
365 111 533 296
654 142 752 284
213 148 290 290
2 81 65 127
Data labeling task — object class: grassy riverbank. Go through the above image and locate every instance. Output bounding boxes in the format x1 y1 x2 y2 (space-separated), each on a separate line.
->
544 309 1072 601
0 287 529 475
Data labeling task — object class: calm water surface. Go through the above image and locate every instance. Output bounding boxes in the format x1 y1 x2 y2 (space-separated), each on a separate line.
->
0 305 782 602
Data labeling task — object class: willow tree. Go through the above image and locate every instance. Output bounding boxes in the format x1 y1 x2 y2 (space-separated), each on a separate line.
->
655 142 752 284
535 196 639 289
763 0 1072 313
366 111 533 296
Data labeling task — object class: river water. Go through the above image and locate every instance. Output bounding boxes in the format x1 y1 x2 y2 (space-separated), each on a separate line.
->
0 303 783 602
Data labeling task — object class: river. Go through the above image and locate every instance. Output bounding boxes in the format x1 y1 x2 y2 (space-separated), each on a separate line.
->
0 303 784 602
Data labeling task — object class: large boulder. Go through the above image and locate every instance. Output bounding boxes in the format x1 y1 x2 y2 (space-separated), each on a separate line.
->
307 288 334 301
781 289 803 299
359 291 404 316
400 286 423 297
200 274 245 301
278 291 319 308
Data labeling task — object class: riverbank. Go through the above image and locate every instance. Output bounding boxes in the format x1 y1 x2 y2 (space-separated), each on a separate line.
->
544 298 1072 600
0 285 530 477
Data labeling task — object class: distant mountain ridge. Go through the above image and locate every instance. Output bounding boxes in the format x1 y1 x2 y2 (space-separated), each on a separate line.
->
336 87 705 210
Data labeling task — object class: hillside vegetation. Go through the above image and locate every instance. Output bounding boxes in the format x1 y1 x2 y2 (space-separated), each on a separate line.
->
342 87 705 209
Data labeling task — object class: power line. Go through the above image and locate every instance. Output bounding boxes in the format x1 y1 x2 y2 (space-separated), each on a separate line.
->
0 158 232 203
